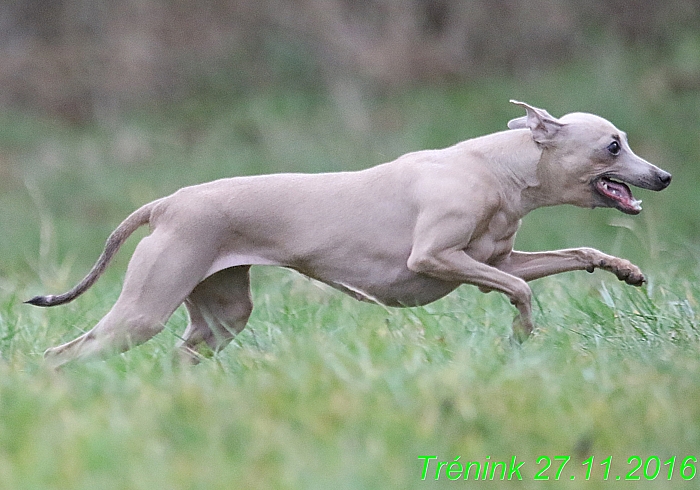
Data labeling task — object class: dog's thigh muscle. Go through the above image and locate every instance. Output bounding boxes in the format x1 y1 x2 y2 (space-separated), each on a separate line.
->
178 266 253 362
45 232 217 367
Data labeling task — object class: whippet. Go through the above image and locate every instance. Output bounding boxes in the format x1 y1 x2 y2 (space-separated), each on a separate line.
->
28 100 671 367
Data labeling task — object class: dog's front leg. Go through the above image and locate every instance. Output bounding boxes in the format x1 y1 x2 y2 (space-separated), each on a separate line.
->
495 249 646 286
407 248 534 339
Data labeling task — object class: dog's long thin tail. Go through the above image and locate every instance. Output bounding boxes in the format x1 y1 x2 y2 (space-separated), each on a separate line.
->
25 199 161 307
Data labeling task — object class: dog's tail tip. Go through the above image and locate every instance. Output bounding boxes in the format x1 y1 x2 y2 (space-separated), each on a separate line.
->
24 295 56 307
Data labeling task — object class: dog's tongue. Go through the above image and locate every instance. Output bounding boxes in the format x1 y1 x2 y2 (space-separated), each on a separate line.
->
597 178 642 214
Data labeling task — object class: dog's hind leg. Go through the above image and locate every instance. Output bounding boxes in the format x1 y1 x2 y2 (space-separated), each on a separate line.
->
176 266 253 363
44 231 217 368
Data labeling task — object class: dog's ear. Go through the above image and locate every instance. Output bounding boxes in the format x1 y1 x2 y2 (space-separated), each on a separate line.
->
508 100 564 144
507 115 528 129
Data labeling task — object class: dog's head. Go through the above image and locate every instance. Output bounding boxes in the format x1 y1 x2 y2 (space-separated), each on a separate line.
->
508 100 671 215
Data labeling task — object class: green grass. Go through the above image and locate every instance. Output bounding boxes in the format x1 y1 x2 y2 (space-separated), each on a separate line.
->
2 51 700 489
2 271 700 489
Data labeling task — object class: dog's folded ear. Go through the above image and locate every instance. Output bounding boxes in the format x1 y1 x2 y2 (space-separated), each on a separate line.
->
507 115 529 130
508 100 564 145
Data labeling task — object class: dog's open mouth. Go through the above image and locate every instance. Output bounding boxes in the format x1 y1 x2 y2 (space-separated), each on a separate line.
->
594 177 643 215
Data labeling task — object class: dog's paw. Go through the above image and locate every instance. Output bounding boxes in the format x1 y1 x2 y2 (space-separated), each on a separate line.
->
596 257 645 286
511 314 534 343
624 270 646 287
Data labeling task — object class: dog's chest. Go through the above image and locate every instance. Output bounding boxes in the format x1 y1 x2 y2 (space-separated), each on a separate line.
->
466 210 521 264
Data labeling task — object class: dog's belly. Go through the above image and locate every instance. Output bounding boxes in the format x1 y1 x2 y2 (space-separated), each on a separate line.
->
320 272 460 307
206 252 458 307
289 251 462 307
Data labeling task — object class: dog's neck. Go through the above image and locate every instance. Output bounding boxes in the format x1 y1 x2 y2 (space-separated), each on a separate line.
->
463 129 564 216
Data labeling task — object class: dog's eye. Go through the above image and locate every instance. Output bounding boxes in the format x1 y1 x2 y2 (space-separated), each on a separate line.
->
607 141 621 156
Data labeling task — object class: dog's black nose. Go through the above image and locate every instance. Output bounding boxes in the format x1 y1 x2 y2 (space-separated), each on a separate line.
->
658 171 672 188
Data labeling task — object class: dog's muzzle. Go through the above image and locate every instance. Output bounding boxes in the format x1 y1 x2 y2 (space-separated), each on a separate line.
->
593 168 671 215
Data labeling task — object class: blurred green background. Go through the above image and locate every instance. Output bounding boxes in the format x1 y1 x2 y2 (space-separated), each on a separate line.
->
1 1 700 293
1 1 699 287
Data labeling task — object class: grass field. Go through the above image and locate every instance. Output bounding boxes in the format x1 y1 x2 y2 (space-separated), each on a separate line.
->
1 54 700 489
